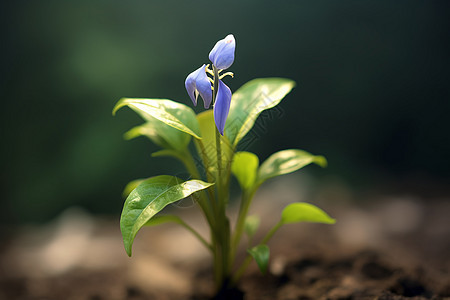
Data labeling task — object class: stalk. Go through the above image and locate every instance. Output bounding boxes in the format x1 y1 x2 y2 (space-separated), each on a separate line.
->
181 148 215 229
230 187 256 265
211 65 231 291
175 214 213 252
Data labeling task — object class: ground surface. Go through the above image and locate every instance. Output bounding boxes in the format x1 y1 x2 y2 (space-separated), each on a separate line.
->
1 176 449 299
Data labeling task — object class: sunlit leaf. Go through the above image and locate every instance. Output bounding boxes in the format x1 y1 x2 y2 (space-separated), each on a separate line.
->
144 215 184 227
281 203 336 225
122 178 146 198
120 175 213 256
257 149 326 185
248 244 270 274
225 78 296 147
124 120 189 152
244 215 260 238
113 98 201 140
151 149 185 161
194 110 234 180
231 151 259 190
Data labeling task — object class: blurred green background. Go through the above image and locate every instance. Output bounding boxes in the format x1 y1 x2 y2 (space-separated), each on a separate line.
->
1 1 449 224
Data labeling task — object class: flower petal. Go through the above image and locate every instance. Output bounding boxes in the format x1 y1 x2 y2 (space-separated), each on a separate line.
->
209 34 235 70
185 64 212 108
195 66 213 109
214 79 232 135
185 66 201 106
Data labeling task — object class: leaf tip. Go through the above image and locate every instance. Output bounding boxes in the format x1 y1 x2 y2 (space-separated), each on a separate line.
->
124 244 133 257
326 217 337 224
288 79 297 89
123 131 135 140
248 244 270 274
112 98 127 116
315 155 328 168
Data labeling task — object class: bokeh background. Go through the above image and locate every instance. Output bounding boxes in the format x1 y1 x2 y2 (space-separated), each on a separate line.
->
1 1 449 225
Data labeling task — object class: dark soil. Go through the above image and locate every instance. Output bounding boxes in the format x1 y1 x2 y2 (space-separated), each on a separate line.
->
236 250 449 300
1 180 449 299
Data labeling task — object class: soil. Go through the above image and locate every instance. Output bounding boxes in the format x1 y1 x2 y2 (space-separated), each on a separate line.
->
1 177 449 299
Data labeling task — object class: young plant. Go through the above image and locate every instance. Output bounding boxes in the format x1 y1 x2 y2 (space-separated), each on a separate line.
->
113 34 335 292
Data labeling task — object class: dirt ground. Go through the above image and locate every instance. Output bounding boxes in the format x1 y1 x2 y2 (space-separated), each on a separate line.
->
1 175 449 299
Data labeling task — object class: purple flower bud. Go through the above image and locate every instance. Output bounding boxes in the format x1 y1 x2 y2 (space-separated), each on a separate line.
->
185 64 213 109
209 34 236 70
213 79 232 135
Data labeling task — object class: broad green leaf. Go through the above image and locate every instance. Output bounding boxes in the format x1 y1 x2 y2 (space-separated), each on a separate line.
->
194 110 234 180
151 149 185 161
124 121 189 152
257 149 327 185
122 178 146 198
281 203 336 225
231 151 259 190
113 98 201 140
248 244 270 274
225 78 296 147
120 175 213 256
144 215 185 227
152 150 202 181
244 215 261 238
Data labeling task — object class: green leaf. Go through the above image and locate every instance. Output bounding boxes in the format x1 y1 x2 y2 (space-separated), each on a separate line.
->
244 215 260 238
124 121 189 152
231 151 259 190
225 78 296 147
113 98 201 141
120 175 213 256
194 110 234 179
281 203 336 225
122 178 146 198
248 244 270 274
144 215 185 227
151 150 192 178
151 149 185 161
257 149 327 185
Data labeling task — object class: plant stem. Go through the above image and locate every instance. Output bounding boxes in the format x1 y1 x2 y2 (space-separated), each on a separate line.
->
181 148 215 229
195 139 219 218
176 214 213 252
260 221 283 245
230 188 256 266
210 65 231 291
213 65 223 193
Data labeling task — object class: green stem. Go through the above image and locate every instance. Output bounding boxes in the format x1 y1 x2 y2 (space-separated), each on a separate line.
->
177 215 213 252
196 139 218 212
180 149 199 178
223 146 235 201
211 65 231 291
213 65 223 194
215 129 223 187
230 188 256 266
192 138 224 288
260 222 283 244
181 148 215 229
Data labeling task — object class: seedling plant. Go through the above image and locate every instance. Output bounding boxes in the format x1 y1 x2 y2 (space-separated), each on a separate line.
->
113 34 335 292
